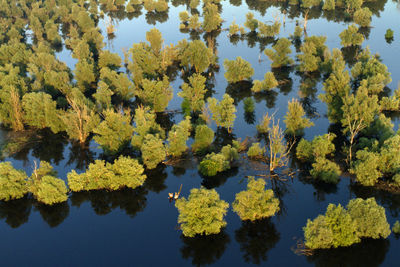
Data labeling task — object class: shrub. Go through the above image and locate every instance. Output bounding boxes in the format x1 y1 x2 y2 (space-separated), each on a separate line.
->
385 29 394 43
221 144 239 162
247 143 265 159
352 150 381 186
310 158 341 184
68 156 147 192
296 139 313 162
232 177 280 221
199 153 229 176
175 187 229 237
296 134 336 162
0 162 28 201
223 57 254 83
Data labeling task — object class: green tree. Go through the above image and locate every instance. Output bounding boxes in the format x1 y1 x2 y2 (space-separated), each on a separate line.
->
393 221 400 234
258 21 281 38
178 40 215 73
341 86 379 161
199 153 230 176
141 134 166 169
339 24 364 47
310 157 341 184
0 162 28 201
175 187 229 237
93 109 134 154
284 98 314 136
207 94 237 132
353 7 372 27
223 57 254 83
322 0 335 10
131 106 164 149
351 149 381 186
178 74 207 113
244 12 258 32
264 38 294 68
138 76 173 112
296 133 336 162
167 116 192 157
243 97 255 113
232 177 280 221
268 119 291 171
68 156 147 192
192 124 214 153
256 113 271 134
247 143 265 159
297 41 320 73
202 3 222 32
251 72 278 93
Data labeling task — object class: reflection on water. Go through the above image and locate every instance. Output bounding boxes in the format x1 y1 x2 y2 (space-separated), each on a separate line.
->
180 231 230 266
0 198 31 228
235 218 280 265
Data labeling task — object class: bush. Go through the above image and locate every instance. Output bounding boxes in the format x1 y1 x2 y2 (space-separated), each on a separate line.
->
251 72 279 93
68 156 147 192
247 143 265 159
175 187 229 237
353 7 372 27
192 124 214 153
385 29 394 43
221 144 239 162
296 139 313 162
0 162 28 201
199 153 229 176
296 134 336 162
232 177 279 221
393 221 400 234
167 116 192 157
34 175 68 205
339 24 364 47
223 57 254 83
264 38 294 68
310 158 341 184
243 97 255 113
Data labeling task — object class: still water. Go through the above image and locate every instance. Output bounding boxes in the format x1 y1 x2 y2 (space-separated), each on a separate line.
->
1 0 400 266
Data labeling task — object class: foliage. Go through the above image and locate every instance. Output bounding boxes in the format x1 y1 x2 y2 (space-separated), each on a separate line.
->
199 145 238 176
244 12 258 32
251 72 278 93
232 177 279 221
258 21 281 38
167 116 192 157
139 76 173 112
178 74 207 113
353 7 372 27
131 106 164 149
247 143 265 159
310 158 341 184
141 134 166 169
351 149 381 186
256 113 271 134
192 124 214 153
179 40 215 73
339 24 364 47
268 119 290 171
264 38 294 68
322 0 335 10
207 94 237 132
296 133 336 162
229 21 245 35
284 99 313 136
243 97 255 113
202 3 222 32
223 57 254 83
0 162 28 201
93 109 133 154
393 221 400 235
175 187 229 237
385 29 394 43
34 175 68 205
68 156 146 192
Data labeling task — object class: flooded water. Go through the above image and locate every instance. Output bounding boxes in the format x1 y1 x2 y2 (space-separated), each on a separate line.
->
1 0 400 266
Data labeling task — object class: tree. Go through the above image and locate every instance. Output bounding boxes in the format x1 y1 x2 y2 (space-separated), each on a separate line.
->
223 57 254 83
131 106 164 149
297 41 320 73
284 98 313 136
68 156 147 192
341 86 379 161
258 21 281 38
247 143 265 159
232 177 279 221
202 3 222 32
179 39 215 73
347 198 391 239
268 119 290 171
353 7 372 27
175 187 229 237
310 157 341 184
339 24 364 47
192 124 214 153
167 116 192 157
264 38 294 68
199 144 238 176
322 0 335 10
351 149 381 186
244 12 258 32
178 74 207 113
0 162 28 201
138 76 173 112
256 113 271 134
93 109 134 154
141 134 166 169
22 92 64 133
251 72 278 93
207 94 237 132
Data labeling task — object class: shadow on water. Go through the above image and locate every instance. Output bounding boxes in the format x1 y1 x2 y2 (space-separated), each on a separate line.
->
306 239 390 267
235 218 280 265
180 230 230 266
0 197 32 228
35 202 70 228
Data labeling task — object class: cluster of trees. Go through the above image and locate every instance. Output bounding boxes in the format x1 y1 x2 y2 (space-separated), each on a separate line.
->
176 176 280 237
304 198 391 249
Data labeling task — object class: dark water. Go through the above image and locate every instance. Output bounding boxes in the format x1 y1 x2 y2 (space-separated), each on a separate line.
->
1 0 400 266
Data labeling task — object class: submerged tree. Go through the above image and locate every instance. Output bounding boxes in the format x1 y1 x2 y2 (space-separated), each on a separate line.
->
179 39 215 73
353 7 372 27
339 24 364 47
207 94 237 132
0 162 28 201
167 116 192 157
175 187 229 237
223 57 254 83
178 74 207 113
141 134 166 169
251 72 278 93
202 3 222 32
284 98 313 136
192 124 215 153
264 38 294 68
138 76 173 112
131 106 164 150
232 177 279 221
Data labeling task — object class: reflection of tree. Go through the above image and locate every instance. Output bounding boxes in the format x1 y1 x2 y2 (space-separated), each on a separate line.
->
272 67 293 95
180 231 230 266
235 219 280 264
213 127 236 150
225 81 253 104
66 142 96 171
0 198 32 228
297 168 338 202
70 187 148 217
144 164 168 192
201 166 239 189
35 202 70 228
145 11 169 25
307 239 390 267
254 89 278 109
244 110 256 125
341 45 361 67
